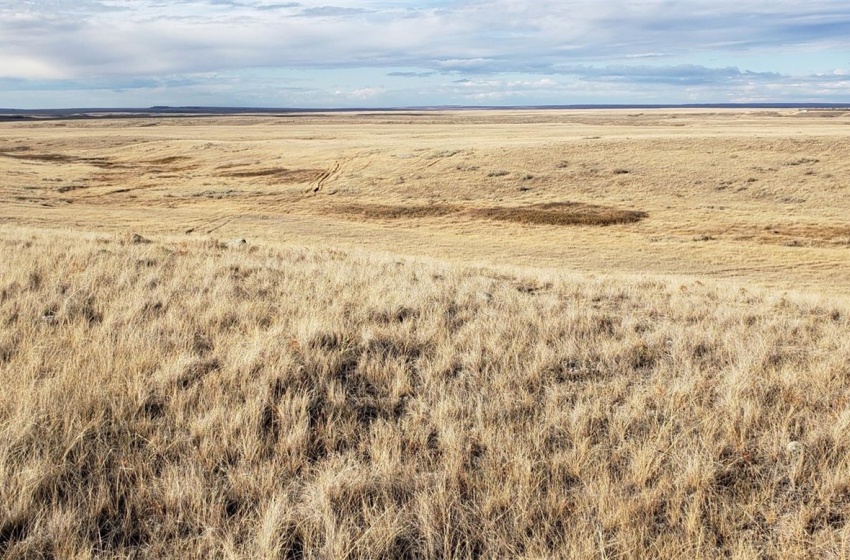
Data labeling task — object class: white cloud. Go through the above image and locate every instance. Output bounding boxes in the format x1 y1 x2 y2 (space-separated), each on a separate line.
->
0 54 67 79
2 1 850 106
336 86 384 99
4 1 847 78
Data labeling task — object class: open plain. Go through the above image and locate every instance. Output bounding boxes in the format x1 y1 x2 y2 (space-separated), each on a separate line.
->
2 110 850 558
2 109 850 294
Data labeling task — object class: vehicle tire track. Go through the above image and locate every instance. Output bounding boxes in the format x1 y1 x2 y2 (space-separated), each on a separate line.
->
310 160 343 193
185 211 231 234
206 216 235 234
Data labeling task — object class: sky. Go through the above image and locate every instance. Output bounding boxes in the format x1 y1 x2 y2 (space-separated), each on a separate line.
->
1 0 849 108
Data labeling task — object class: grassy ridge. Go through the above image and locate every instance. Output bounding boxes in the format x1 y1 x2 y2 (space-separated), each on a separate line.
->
1 229 849 558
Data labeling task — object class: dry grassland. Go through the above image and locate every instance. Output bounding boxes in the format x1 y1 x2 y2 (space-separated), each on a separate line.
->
1 229 849 558
1 109 850 293
2 110 850 558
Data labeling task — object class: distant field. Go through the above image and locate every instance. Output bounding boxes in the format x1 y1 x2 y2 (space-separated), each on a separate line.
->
1 109 849 295
2 110 850 558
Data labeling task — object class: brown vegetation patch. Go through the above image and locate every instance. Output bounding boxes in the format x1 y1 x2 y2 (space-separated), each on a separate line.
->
326 203 459 220
325 201 646 226
469 202 647 226
221 168 324 182
191 189 240 199
0 151 79 163
56 185 88 194
144 156 190 165
784 157 819 166
0 151 123 168
758 224 850 247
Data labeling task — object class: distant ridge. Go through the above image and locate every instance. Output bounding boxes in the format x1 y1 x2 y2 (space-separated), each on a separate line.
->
1 103 849 121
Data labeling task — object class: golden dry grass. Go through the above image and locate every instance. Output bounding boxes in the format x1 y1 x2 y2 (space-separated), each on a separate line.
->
3 110 850 558
2 109 850 293
2 228 850 558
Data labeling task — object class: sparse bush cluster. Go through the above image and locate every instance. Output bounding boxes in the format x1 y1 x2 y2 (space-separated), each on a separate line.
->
1 229 850 558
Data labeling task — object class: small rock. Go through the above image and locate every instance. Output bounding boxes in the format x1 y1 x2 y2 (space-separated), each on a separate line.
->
227 238 247 249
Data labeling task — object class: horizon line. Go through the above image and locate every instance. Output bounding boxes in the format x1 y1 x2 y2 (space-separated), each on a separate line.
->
2 102 849 120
